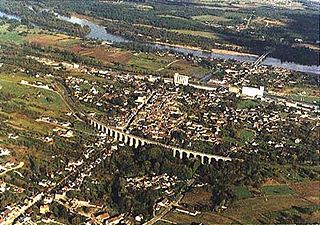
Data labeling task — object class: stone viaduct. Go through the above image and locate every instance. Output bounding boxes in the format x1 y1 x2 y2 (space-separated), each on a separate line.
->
89 117 232 164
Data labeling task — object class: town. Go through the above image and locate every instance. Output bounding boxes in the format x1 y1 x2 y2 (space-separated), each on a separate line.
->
0 0 319 224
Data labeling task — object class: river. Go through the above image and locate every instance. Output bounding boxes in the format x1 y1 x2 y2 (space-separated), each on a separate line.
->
0 11 21 21
1 11 319 75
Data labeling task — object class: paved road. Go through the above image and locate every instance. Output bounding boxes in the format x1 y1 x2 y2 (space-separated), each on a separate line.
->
143 195 183 225
2 145 108 224
144 179 194 225
2 193 44 225
0 162 24 177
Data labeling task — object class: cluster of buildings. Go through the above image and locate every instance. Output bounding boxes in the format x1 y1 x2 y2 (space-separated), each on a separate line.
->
208 60 305 90
65 74 152 128
128 84 230 147
126 173 180 194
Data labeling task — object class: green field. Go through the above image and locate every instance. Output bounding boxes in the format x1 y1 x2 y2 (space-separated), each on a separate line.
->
127 53 172 72
0 24 24 44
262 185 295 196
237 129 255 142
127 53 209 77
289 94 319 104
164 210 234 224
192 15 231 23
237 99 260 109
0 73 70 134
233 186 252 199
171 29 219 39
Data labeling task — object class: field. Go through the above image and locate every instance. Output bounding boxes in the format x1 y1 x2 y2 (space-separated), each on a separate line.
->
171 29 219 39
127 53 172 72
233 186 252 199
252 17 286 27
0 24 24 44
127 53 210 77
181 187 212 208
25 33 80 48
192 15 231 23
68 45 131 64
0 73 70 135
178 181 319 224
237 129 255 142
25 31 210 77
164 210 234 224
224 195 313 224
262 185 294 196
237 99 260 109
290 181 320 204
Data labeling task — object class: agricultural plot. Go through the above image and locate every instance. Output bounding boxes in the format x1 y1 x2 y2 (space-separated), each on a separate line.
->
127 52 209 77
171 29 219 40
0 73 69 134
181 187 213 208
164 210 234 224
262 185 294 196
224 195 313 224
290 181 320 204
192 15 231 23
0 24 24 44
233 186 252 199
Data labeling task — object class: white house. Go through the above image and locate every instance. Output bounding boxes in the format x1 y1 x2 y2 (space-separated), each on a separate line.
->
174 73 189 86
242 86 264 98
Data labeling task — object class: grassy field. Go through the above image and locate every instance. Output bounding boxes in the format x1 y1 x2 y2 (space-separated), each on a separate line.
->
0 73 69 134
171 29 219 39
0 24 24 44
262 185 294 196
237 129 255 142
224 195 313 224
223 181 320 224
192 15 231 23
127 53 172 72
237 99 260 109
181 187 212 208
127 52 209 77
290 181 320 204
0 23 43 45
164 210 234 224
25 33 80 48
233 186 252 199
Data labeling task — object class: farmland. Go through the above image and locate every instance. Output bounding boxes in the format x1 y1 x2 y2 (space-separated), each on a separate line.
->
225 195 313 224
171 29 220 40
0 72 69 134
164 210 234 224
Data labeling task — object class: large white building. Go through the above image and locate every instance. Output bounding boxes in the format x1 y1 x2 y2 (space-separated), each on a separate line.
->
242 86 264 98
174 73 189 86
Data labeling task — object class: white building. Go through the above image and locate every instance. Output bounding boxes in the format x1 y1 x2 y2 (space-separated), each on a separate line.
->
242 86 264 98
174 73 189 86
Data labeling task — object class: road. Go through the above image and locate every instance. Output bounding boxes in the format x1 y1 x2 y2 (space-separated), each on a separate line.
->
2 193 44 225
143 194 184 225
156 60 179 72
0 162 24 177
123 91 156 131
1 144 109 224
144 179 194 225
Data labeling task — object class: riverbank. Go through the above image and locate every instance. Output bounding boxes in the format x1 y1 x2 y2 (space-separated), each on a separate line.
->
70 12 258 58
152 41 257 58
